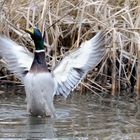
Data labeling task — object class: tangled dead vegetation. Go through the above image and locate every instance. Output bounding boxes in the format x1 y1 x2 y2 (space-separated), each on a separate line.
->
0 0 140 97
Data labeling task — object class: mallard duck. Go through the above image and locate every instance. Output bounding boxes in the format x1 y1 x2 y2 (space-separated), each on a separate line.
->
0 27 106 117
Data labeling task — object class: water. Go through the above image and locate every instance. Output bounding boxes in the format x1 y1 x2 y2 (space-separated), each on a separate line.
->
0 85 140 139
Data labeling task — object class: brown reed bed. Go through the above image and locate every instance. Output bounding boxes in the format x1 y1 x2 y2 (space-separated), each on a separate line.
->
0 0 140 97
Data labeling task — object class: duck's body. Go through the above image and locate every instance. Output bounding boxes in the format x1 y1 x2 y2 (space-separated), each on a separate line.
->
0 27 106 117
24 39 56 117
24 72 55 116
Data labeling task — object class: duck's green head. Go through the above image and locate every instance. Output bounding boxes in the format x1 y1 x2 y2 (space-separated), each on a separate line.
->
25 27 44 51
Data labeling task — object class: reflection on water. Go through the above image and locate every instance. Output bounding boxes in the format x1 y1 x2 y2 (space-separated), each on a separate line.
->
0 85 140 139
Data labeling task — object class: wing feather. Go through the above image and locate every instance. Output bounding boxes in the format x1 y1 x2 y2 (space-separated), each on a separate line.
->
0 36 33 82
53 30 106 98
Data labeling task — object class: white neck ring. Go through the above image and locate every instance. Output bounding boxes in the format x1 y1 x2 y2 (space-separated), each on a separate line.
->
35 50 45 53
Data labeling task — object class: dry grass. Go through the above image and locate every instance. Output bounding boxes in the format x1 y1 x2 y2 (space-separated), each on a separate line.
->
0 0 140 96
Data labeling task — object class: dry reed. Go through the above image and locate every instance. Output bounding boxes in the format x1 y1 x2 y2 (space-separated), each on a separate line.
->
0 0 140 97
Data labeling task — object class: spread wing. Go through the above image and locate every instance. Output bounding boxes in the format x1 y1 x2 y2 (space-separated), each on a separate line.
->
53 30 106 97
0 36 33 82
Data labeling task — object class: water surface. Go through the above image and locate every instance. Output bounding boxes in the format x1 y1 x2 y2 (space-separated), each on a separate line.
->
0 85 140 139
